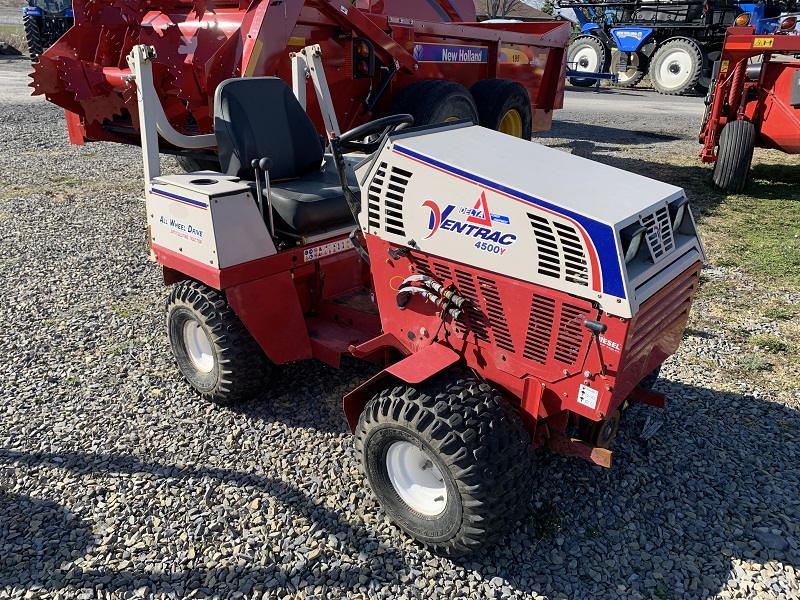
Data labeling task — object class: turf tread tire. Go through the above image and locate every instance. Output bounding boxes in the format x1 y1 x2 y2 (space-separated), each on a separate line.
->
166 280 271 405
389 81 479 127
648 38 703 96
568 36 608 87
712 119 755 193
469 79 532 139
355 374 535 557
24 15 43 62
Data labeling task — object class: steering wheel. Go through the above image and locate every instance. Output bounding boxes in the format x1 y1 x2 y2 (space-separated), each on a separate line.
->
338 114 414 153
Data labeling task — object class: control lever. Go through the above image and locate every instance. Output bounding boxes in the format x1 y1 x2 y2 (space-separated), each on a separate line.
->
583 319 608 377
251 157 275 238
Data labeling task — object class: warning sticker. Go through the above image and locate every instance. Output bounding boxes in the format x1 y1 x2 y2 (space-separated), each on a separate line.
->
577 384 599 410
303 238 353 262
753 37 775 48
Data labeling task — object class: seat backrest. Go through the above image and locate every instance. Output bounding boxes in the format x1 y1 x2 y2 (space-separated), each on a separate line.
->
214 77 323 181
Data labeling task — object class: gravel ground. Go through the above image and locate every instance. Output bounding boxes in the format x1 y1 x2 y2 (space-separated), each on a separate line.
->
1 57 799 599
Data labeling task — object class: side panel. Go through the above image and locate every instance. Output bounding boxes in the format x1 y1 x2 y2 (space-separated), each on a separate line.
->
226 272 314 365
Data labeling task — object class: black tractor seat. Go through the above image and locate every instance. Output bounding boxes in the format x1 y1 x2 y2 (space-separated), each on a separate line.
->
214 76 355 235
246 169 355 234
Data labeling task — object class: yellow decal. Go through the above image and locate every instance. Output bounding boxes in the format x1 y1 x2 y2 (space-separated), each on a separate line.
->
287 36 306 47
753 37 774 48
244 39 263 77
720 60 729 73
500 48 531 65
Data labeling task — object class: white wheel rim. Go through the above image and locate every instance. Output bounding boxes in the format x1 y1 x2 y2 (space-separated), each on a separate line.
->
182 320 214 373
657 49 694 89
386 441 448 516
572 45 600 72
613 51 640 83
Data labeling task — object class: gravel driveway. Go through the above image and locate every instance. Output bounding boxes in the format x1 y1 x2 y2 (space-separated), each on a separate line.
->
1 57 798 599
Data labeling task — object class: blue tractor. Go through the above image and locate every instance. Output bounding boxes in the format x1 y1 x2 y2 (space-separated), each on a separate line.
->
22 0 73 62
559 0 784 94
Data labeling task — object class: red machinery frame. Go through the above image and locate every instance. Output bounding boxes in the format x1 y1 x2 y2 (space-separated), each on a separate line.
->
30 0 570 147
699 27 800 162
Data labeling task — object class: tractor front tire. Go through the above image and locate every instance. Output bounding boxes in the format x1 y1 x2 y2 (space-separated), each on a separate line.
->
610 50 647 88
389 80 479 127
354 374 535 557
166 280 271 405
568 36 608 87
23 15 43 62
712 119 755 193
648 39 703 96
469 79 532 139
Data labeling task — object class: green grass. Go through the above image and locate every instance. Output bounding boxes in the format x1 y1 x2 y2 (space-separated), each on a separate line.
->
751 335 791 354
734 353 773 373
0 24 25 54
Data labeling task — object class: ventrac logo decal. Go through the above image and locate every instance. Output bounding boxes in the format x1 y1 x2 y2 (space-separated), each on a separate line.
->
422 192 517 255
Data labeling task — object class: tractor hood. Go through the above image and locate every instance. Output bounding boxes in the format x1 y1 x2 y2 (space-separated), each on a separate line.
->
355 123 705 319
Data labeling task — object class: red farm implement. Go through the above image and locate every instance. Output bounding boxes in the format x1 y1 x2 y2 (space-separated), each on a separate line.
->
29 0 570 168
699 26 800 192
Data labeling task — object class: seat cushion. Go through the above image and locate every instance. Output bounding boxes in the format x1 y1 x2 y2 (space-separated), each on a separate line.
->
250 170 356 234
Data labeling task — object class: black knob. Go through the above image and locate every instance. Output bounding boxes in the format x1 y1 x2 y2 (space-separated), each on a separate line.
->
583 319 608 335
259 157 273 172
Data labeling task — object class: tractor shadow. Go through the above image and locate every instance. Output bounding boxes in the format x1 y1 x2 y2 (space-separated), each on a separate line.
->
537 121 684 146
0 447 408 596
227 356 382 435
462 379 800 599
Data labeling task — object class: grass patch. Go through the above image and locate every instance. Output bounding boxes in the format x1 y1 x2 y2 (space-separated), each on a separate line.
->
0 24 25 54
735 353 773 373
763 305 798 321
527 500 563 540
751 335 790 354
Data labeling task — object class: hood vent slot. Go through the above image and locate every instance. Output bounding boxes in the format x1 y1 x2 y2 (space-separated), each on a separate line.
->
641 206 674 263
528 213 590 287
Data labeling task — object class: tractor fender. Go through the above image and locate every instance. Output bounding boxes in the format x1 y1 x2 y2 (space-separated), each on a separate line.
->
580 25 613 50
342 343 460 431
610 28 654 53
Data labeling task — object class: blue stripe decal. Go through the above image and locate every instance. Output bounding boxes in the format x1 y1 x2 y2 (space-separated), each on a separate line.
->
151 188 208 210
394 145 626 299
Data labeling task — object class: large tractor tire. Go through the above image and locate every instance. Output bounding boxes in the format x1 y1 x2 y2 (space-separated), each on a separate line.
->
165 280 272 405
175 155 220 173
389 80 479 127
354 374 535 557
23 15 43 62
648 39 703 95
568 35 609 87
712 119 755 193
469 79 532 139
610 50 647 88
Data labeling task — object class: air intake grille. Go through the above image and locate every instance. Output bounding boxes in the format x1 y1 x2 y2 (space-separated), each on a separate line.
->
641 206 674 263
554 303 591 365
454 269 490 342
528 213 590 287
477 276 514 352
367 163 411 237
523 294 556 364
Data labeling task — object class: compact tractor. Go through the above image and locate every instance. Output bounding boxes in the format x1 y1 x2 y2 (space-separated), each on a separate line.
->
114 35 708 557
699 26 800 192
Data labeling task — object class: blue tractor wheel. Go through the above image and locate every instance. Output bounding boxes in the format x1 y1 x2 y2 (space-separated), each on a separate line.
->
568 35 609 87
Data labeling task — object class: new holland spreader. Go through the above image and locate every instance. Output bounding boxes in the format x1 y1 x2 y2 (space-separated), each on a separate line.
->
29 0 571 170
107 41 705 556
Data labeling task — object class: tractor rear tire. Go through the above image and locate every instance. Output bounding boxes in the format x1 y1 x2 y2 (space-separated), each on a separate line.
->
712 119 755 193
469 79 532 139
354 374 535 557
23 15 43 62
165 280 272 405
610 50 647 88
175 155 220 173
568 36 608 87
389 80 479 127
648 39 703 96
